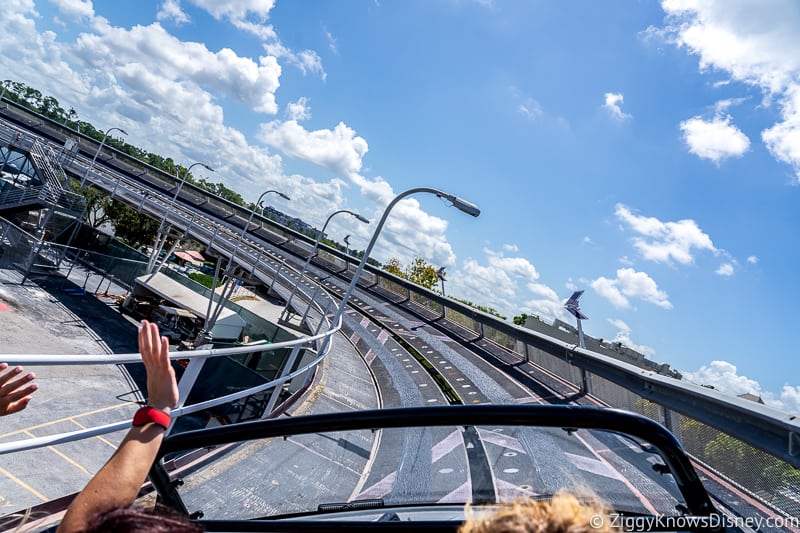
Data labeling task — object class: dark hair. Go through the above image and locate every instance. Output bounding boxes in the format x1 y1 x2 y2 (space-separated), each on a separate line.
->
82 504 204 533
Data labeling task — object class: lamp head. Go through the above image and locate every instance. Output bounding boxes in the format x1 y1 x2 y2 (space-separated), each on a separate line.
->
278 192 291 201
437 193 480 218
354 213 370 224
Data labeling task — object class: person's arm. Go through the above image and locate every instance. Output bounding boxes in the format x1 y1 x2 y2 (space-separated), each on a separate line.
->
58 320 179 533
0 363 37 416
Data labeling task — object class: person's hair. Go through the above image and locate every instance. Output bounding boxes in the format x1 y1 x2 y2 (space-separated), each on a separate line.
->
81 504 204 533
459 492 617 533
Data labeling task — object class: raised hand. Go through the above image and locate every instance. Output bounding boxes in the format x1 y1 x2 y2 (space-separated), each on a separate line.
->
138 320 179 412
0 363 38 416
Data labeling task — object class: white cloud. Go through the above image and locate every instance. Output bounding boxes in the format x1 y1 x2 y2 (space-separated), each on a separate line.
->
518 98 543 121
502 243 519 253
157 0 190 25
661 0 800 180
72 22 282 114
50 0 94 20
715 262 734 276
286 97 311 121
679 114 750 163
607 319 656 358
258 120 368 178
324 25 338 55
264 41 326 80
591 268 672 309
684 360 800 414
603 92 631 120
446 249 562 320
747 255 759 264
615 203 717 265
189 0 277 39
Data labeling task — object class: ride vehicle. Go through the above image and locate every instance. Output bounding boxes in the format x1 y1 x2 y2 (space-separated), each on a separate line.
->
148 404 723 532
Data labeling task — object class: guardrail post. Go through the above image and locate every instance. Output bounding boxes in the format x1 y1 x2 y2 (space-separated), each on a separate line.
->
579 368 591 395
262 344 304 417
172 355 209 432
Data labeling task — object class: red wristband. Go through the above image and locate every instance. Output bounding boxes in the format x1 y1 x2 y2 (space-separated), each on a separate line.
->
132 406 171 430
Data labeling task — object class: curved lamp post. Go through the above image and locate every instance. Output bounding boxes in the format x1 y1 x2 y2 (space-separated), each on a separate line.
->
80 127 127 189
282 209 369 320
148 161 215 274
235 189 291 255
202 189 291 340
322 187 479 349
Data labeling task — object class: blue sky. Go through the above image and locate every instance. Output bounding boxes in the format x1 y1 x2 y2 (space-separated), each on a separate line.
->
2 0 799 412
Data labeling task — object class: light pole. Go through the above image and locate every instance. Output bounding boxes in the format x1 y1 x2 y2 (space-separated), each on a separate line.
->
282 209 369 320
201 189 290 340
232 189 291 265
343 234 351 269
436 266 447 297
147 161 214 273
323 187 479 350
79 127 127 189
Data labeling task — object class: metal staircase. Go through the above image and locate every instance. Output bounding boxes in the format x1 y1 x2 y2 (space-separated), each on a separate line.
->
0 138 85 216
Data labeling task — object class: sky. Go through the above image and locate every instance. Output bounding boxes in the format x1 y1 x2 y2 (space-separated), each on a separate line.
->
2 0 800 413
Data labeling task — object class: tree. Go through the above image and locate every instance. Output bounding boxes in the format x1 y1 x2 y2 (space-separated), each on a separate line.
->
407 257 438 290
384 257 404 277
513 313 529 326
104 200 160 248
69 180 111 229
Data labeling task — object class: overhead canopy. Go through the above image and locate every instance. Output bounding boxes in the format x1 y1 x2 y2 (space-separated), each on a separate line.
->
185 250 206 262
134 272 245 329
174 251 202 266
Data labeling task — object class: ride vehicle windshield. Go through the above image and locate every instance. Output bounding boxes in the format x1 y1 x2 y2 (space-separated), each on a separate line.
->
150 405 719 531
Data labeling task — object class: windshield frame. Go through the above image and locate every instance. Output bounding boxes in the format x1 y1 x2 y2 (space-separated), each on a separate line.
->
150 404 717 522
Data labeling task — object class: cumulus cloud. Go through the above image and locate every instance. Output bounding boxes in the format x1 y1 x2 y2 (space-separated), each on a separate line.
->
447 248 562 320
684 360 800 414
50 0 94 20
258 120 368 177
747 255 759 264
679 114 750 163
716 262 734 276
286 97 311 121
157 0 190 24
72 22 282 114
615 203 717 265
189 0 277 40
591 268 672 309
603 92 631 120
607 319 655 358
660 0 800 180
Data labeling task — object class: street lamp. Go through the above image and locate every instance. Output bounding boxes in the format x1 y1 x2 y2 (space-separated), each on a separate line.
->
201 189 290 339
79 127 127 189
564 290 588 349
323 187 479 349
343 234 354 272
282 209 369 320
148 161 214 273
436 266 447 297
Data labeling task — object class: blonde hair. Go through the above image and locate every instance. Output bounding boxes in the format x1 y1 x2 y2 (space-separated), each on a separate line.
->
459 492 617 533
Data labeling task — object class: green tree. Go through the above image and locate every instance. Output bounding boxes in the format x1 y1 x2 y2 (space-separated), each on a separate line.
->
104 200 160 248
407 256 438 290
384 257 404 277
513 313 529 326
69 180 111 228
